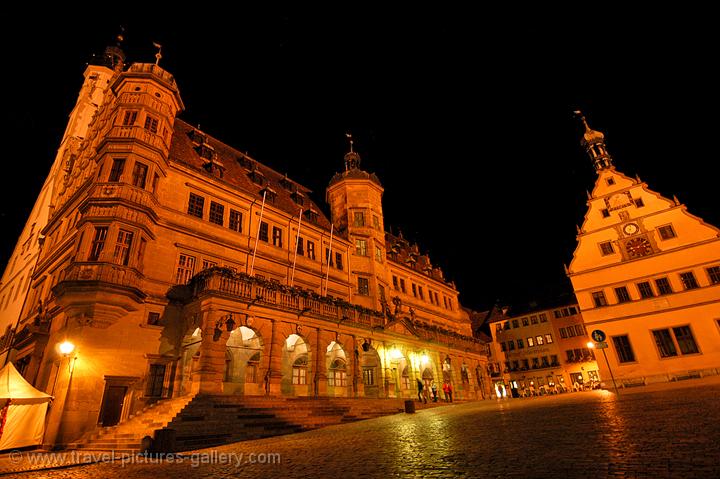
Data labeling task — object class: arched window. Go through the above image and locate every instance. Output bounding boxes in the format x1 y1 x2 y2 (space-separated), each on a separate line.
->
246 352 260 383
328 359 347 387
401 366 410 390
292 355 308 385
461 364 470 384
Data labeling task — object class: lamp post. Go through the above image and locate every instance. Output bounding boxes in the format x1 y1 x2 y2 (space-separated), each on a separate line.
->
587 341 619 395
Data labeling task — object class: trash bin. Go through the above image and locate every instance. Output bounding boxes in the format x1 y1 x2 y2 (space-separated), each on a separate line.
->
404 399 416 414
152 428 176 453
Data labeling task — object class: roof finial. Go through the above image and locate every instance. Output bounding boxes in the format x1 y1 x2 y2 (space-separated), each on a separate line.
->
574 110 591 133
346 132 354 153
574 110 613 172
343 132 361 170
153 42 163 66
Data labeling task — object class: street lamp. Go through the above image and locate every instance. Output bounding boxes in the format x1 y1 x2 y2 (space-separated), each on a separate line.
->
58 341 77 374
587 341 619 395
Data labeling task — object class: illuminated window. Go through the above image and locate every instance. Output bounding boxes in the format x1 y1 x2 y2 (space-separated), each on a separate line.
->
113 229 134 266
355 239 367 256
89 226 108 261
373 216 380 230
229 210 242 232
612 335 635 363
272 226 283 248
536 335 544 346
306 241 315 260
108 158 126 182
259 222 269 242
328 359 347 387
527 337 535 347
599 241 615 256
637 282 654 299
615 286 631 303
209 201 224 226
246 353 260 383
375 246 383 262
658 224 676 240
175 254 196 284
679 272 699 290
545 334 553 344
362 368 375 386
707 266 720 284
591 291 608 307
655 277 673 295
353 211 365 227
358 277 369 296
292 356 308 385
187 193 204 218
131 162 148 188
401 367 410 389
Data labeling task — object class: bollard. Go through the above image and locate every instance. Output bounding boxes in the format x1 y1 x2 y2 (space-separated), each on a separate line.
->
140 435 153 454
152 428 177 453
404 399 416 414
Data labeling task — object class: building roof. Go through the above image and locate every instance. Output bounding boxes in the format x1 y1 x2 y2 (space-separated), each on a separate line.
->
502 292 578 319
384 231 452 286
169 119 332 230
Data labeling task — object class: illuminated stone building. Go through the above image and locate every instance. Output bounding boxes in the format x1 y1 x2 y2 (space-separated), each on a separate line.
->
567 114 720 387
486 299 600 398
0 44 488 447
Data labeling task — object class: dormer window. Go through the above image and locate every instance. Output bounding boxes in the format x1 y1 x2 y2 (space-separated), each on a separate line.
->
304 208 319 224
280 176 294 191
291 190 305 205
260 186 277 203
188 130 206 144
237 155 254 170
249 168 265 186
195 143 215 161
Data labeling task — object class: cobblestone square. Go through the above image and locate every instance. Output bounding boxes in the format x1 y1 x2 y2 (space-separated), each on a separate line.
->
7 382 720 478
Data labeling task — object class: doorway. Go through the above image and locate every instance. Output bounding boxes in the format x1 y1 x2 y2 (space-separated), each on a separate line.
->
99 385 127 426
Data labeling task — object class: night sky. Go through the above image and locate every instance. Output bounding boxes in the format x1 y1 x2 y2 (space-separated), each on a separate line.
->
2 10 718 312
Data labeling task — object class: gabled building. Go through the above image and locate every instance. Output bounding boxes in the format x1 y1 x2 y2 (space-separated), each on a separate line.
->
567 113 720 387
0 41 489 448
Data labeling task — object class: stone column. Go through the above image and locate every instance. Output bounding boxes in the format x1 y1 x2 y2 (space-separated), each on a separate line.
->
191 310 228 394
311 328 328 397
264 319 284 396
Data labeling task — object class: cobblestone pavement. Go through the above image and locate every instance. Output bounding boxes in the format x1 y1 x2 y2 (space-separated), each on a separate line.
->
7 383 720 478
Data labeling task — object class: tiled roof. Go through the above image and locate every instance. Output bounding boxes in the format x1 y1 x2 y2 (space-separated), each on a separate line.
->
385 231 449 284
169 119 332 230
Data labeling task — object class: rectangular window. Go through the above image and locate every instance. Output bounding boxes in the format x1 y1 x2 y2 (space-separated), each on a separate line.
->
527 337 535 347
530 315 538 325
539 313 547 322
500 342 507 352
363 368 375 386
187 193 204 218
512 319 519 328
355 239 367 256
259 222 269 242
507 340 515 351
599 241 615 256
418 286 424 300
335 252 343 270
113 229 134 266
673 326 699 354
707 266 720 284
615 286 631 303
637 281 654 299
358 277 369 296
109 158 126 182
522 317 529 326
545 334 553 344
679 272 699 290
592 291 608 307
658 224 676 240
144 115 159 134
375 246 383 262
272 226 283 247
559 327 567 339
574 324 585 336
353 211 365 227
137 237 147 266
652 329 678 358
517 339 524 349
373 216 380 230
554 310 562 319
147 312 161 326
634 197 645 208
536 335 544 346
434 292 439 305
655 277 673 295
378 284 385 302
569 306 577 315
292 367 307 385
151 173 159 193
201 260 217 270
601 208 610 218
411 283 417 297
209 201 224 226
306 240 315 260
122 110 138 126
400 279 406 294
392 276 399 290
89 226 108 261
229 210 242 232
612 335 636 363
132 162 148 188
324 248 334 266
296 237 304 255
566 327 576 338
175 254 196 284
146 364 166 397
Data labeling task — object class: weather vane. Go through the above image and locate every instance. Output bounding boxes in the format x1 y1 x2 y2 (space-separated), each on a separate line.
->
346 132 353 153
153 42 162 66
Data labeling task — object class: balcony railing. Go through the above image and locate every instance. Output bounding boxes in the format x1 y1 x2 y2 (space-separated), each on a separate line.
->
64 262 143 290
191 267 488 354
104 125 168 152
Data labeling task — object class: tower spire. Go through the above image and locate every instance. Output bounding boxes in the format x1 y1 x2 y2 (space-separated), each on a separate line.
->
343 132 361 170
153 42 163 66
574 110 613 173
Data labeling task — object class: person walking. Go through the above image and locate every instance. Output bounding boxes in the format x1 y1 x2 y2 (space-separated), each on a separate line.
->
417 378 427 403
447 382 453 402
431 381 438 402
442 382 449 402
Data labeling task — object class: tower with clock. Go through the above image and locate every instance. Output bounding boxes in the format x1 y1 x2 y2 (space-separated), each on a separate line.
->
566 112 720 388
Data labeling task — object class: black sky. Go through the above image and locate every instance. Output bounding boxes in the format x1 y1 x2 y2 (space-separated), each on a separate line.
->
2 9 719 312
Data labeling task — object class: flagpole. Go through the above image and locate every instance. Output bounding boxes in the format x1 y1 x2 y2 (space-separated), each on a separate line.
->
249 190 267 277
323 223 334 296
289 207 303 286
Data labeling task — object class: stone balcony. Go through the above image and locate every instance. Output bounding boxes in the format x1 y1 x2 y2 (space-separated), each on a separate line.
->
103 125 168 153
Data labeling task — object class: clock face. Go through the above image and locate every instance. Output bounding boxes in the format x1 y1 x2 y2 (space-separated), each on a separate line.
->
623 223 639 235
625 237 653 258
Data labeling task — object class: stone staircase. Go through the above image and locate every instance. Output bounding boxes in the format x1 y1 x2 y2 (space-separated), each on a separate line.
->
67 395 196 454
68 395 453 453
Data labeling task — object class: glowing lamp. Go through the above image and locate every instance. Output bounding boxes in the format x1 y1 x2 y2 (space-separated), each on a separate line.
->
586 341 595 349
59 341 75 357
421 354 429 365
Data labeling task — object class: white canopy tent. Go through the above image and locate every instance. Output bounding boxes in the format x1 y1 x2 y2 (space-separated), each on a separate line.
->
0 362 52 450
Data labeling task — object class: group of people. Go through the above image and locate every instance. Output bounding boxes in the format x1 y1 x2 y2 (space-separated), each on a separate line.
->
416 379 453 403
